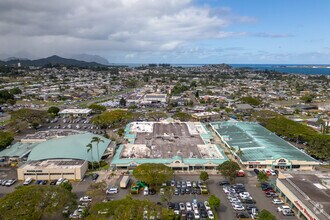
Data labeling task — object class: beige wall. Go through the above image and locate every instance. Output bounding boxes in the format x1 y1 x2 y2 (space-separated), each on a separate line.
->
277 179 320 220
17 161 88 181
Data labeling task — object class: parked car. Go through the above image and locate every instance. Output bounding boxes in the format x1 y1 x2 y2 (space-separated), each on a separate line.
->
265 192 277 197
179 202 185 211
253 169 260 175
79 196 92 202
167 202 175 209
92 173 99 181
23 177 33 185
233 204 245 211
283 210 295 216
186 202 192 211
40 180 48 185
204 201 211 210
272 199 284 204
5 179 17 187
50 179 58 185
148 188 156 195
269 169 276 176
143 187 149 196
236 212 250 219
56 178 66 185
207 210 214 219
193 209 200 219
277 205 291 213
106 187 118 194
219 180 230 186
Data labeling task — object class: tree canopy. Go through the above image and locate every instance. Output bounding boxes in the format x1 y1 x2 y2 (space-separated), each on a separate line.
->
172 112 193 121
0 131 14 150
239 96 261 106
11 108 49 125
146 111 167 121
208 194 221 208
133 163 173 186
0 90 15 104
0 185 76 220
300 94 313 103
88 104 106 113
200 171 209 182
218 161 240 183
257 172 269 183
171 82 189 95
91 109 133 129
47 106 60 115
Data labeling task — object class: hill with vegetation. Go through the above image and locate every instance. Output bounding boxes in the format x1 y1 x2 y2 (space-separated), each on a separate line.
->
253 110 330 160
4 55 107 68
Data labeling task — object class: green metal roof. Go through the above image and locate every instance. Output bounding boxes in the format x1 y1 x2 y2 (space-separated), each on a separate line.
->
111 144 228 166
0 142 39 158
27 133 110 162
210 121 317 162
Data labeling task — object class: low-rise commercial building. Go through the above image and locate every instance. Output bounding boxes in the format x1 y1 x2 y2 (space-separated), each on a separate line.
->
111 121 228 170
17 159 88 181
17 133 111 180
210 121 319 170
275 172 330 220
59 108 92 117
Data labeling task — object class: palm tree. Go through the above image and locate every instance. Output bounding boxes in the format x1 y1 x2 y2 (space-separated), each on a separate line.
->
91 136 104 168
86 143 94 170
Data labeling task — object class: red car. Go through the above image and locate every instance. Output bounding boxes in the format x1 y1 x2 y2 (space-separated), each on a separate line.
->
264 189 275 193
262 187 273 191
237 170 245 177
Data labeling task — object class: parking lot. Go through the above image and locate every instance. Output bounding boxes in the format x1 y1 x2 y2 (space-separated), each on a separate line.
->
0 168 94 199
105 173 297 220
0 169 299 219
41 116 105 135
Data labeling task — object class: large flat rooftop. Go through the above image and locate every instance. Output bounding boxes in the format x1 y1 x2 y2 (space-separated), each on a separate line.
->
121 122 220 159
210 121 317 162
112 121 228 166
21 159 85 170
279 172 330 220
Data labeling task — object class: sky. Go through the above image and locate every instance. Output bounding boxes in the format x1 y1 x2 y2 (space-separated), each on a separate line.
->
0 0 329 64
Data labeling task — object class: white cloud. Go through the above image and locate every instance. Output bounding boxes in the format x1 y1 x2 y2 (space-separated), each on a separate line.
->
0 0 253 58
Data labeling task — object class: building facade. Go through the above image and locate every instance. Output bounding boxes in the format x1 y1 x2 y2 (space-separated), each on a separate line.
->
17 159 88 180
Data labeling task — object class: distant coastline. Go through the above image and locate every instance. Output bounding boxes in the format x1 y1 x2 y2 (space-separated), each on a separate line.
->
112 63 330 75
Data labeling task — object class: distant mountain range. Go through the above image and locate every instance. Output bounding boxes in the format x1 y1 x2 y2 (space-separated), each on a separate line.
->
65 54 110 65
0 55 108 67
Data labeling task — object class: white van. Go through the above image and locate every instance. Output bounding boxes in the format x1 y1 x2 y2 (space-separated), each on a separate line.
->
23 177 33 185
106 187 118 194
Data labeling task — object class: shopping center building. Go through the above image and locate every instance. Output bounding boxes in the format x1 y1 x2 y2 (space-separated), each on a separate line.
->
275 172 330 220
17 133 111 180
111 121 228 170
210 121 319 170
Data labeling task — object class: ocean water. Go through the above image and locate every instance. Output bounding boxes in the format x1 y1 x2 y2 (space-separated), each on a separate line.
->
231 64 330 75
114 63 330 75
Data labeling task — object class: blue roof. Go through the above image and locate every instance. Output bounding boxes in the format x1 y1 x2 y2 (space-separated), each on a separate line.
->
27 133 110 162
